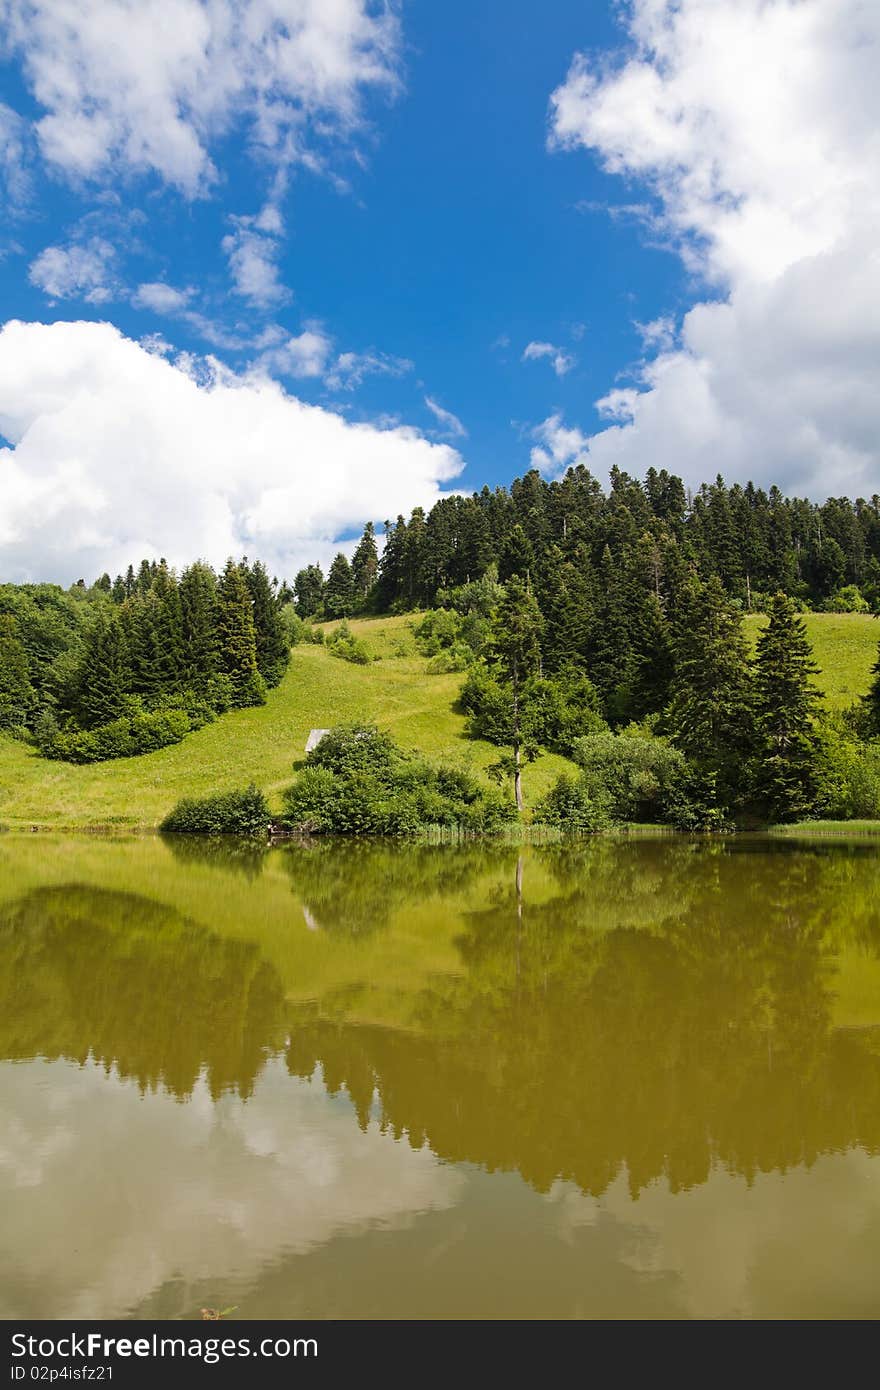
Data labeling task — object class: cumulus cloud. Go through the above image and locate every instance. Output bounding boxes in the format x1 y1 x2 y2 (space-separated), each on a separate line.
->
424 396 467 439
549 0 880 497
28 238 117 302
529 413 590 477
522 340 575 377
0 0 401 196
0 319 464 583
256 325 332 379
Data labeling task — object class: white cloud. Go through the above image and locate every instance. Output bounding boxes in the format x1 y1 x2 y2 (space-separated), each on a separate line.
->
529 413 590 477
0 319 464 583
132 282 193 314
424 396 467 439
549 0 880 497
634 316 675 352
0 0 401 197
522 340 575 377
326 349 413 392
222 212 291 307
28 238 117 302
257 326 332 379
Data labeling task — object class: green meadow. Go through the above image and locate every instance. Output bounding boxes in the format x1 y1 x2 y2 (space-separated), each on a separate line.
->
0 610 875 830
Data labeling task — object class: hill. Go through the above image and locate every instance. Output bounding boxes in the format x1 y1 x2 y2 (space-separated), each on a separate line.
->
0 611 875 830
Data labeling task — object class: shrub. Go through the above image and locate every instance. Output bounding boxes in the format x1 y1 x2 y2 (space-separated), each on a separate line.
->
43 708 191 763
532 775 610 832
823 585 869 614
814 724 880 818
570 730 691 823
161 784 272 835
281 723 515 835
327 622 371 665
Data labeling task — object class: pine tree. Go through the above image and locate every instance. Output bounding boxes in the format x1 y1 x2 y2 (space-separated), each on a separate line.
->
664 576 753 814
245 558 290 687
216 560 265 708
325 553 355 618
179 561 220 696
293 564 324 618
75 609 130 728
0 614 35 729
498 524 536 585
351 522 379 602
751 593 822 822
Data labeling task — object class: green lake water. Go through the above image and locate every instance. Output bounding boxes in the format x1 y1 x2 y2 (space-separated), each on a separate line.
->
2 831 880 1320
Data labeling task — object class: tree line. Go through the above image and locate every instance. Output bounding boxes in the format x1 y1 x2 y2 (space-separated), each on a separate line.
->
0 557 289 761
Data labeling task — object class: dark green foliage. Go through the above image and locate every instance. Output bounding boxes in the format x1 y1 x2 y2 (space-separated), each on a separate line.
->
216 559 266 708
179 561 220 695
282 724 515 835
293 563 324 618
324 552 355 617
74 609 131 729
245 559 290 687
531 774 610 832
748 593 822 822
664 577 754 812
0 614 35 730
161 784 271 836
43 708 191 762
351 522 379 602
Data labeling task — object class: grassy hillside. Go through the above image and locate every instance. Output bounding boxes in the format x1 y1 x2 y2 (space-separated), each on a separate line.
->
0 610 875 830
0 613 571 829
743 611 877 710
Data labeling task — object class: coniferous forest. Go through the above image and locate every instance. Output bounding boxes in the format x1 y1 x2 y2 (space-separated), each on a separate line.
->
2 465 880 829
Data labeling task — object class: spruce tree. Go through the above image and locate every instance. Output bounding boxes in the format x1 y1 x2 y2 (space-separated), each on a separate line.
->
751 593 822 822
245 559 290 687
217 560 265 708
75 609 130 728
664 575 753 815
293 564 324 618
325 553 355 618
179 561 220 696
351 522 379 602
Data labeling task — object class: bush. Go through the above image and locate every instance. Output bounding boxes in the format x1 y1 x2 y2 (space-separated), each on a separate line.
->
814 724 880 818
822 585 870 614
532 775 610 832
282 723 516 836
43 708 191 763
327 622 371 665
161 784 272 835
570 731 691 823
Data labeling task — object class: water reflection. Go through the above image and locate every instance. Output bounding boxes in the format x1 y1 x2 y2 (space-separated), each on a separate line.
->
0 885 285 1099
1 833 879 1318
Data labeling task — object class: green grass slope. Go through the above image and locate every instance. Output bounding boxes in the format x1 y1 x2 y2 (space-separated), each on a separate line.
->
0 611 875 830
0 614 571 829
743 611 878 710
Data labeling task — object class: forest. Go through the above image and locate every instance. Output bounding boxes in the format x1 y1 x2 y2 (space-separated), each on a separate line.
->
1 465 880 830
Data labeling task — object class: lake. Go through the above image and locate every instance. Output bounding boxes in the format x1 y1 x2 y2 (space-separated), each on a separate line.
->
2 830 880 1320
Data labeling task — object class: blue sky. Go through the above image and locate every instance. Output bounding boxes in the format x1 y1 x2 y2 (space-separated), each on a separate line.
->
0 1 877 581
